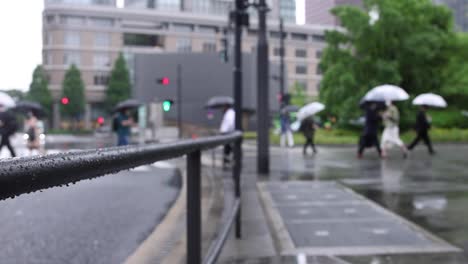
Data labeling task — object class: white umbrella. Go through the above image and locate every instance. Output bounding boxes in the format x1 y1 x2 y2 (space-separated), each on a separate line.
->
412 93 447 108
297 102 325 121
0 92 15 108
363 84 409 102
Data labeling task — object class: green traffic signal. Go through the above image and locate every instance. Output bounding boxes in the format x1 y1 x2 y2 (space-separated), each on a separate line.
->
162 100 172 112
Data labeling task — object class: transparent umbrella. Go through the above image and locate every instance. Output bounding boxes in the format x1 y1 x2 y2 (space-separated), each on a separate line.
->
297 102 325 121
412 93 447 108
363 84 409 102
0 92 15 108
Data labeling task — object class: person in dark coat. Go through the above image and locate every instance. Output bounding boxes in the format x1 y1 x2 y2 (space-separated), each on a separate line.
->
299 116 317 155
407 105 435 154
358 103 382 158
0 104 17 157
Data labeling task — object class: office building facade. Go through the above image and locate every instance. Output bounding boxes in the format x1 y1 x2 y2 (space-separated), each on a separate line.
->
43 1 331 127
305 0 361 25
434 0 468 31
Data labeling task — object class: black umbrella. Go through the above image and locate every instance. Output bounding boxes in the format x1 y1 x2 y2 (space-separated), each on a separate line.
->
205 96 234 109
13 101 46 117
113 99 142 112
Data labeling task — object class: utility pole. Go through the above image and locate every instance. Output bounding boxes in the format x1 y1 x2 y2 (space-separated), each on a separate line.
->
176 64 182 138
232 0 248 239
279 18 285 106
256 0 270 174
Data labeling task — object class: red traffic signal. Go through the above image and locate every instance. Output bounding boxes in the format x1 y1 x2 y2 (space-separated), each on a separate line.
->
61 97 69 105
158 77 170 85
97 116 104 125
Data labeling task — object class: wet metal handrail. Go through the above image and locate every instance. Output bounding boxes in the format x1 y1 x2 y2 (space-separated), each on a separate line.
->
0 131 243 264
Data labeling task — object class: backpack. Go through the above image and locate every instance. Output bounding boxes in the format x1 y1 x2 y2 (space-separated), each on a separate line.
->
112 116 119 132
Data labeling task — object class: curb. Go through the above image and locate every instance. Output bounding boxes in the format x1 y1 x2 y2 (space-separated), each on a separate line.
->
124 167 187 264
125 155 226 264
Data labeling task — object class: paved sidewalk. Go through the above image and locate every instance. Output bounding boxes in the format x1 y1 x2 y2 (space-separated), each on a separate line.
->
217 144 468 264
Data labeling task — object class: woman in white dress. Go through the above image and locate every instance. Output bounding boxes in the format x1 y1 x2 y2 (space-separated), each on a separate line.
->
381 101 408 158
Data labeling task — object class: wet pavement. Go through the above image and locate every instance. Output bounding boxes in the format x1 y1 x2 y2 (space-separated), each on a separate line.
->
0 134 182 264
231 143 468 263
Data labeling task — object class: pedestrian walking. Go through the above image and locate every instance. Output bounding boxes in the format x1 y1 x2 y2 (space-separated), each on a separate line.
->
114 109 134 146
407 105 435 154
279 112 294 148
299 116 317 155
220 104 235 168
381 101 408 158
358 103 382 158
25 112 40 155
0 104 17 157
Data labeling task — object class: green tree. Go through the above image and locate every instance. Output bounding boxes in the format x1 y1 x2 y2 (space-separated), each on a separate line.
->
106 53 131 111
61 64 85 119
289 82 308 107
319 0 455 125
4 89 26 102
26 65 53 117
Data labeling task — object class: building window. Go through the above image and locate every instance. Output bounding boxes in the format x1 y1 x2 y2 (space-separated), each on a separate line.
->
90 17 114 27
172 23 193 32
198 25 218 34
316 51 322 58
63 51 81 66
94 74 109 86
312 34 325 42
295 49 307 58
43 52 53 65
176 38 192 52
95 32 111 47
270 31 286 39
202 42 217 52
64 31 80 46
45 32 54 45
93 53 110 67
248 29 258 37
273 47 285 57
60 15 85 26
296 65 307 75
291 33 307 41
46 15 55 24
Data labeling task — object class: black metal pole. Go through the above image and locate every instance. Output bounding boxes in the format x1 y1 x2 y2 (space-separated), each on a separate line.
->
257 0 270 174
279 18 285 106
233 0 244 239
177 64 182 138
187 150 201 264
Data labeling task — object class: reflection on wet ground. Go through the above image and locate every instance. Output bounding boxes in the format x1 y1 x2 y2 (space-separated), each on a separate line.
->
243 144 468 263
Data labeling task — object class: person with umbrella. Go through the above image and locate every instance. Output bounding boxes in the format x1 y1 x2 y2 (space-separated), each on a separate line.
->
297 102 325 155
407 93 447 155
219 103 235 168
358 102 383 158
299 116 318 155
114 108 135 146
380 101 408 158
407 105 434 154
0 104 18 157
279 106 295 148
25 112 41 155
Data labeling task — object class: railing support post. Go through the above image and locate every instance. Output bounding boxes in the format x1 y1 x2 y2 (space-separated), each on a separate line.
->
233 138 242 239
187 150 201 264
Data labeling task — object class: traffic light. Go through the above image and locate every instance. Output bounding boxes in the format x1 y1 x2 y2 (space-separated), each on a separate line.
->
220 37 229 63
162 100 173 112
97 116 104 125
157 77 170 85
61 97 69 105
